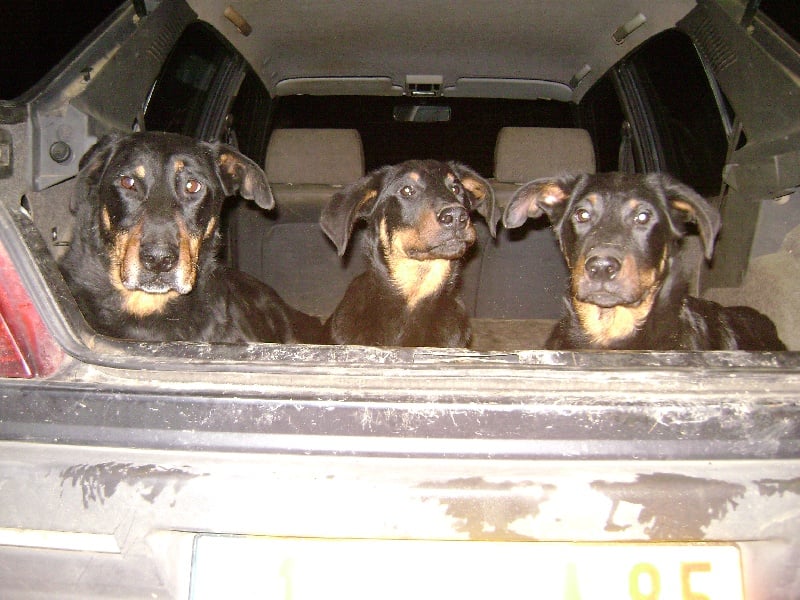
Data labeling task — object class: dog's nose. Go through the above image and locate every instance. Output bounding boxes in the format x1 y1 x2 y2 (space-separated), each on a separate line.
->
437 205 469 230
585 255 621 281
140 246 178 273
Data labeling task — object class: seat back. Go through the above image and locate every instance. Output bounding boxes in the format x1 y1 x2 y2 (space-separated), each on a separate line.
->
465 127 596 319
491 126 596 208
231 129 366 318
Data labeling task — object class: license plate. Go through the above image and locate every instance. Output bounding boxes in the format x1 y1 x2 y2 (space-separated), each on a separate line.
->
190 536 743 600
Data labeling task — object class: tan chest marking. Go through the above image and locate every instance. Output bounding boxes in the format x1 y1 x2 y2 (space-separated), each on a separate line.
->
381 220 451 309
574 300 653 347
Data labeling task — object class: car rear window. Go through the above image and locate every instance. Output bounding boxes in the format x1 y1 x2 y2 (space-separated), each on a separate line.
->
270 96 577 177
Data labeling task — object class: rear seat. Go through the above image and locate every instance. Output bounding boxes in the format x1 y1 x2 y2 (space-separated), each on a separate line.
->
468 127 596 320
491 126 596 209
231 126 596 341
231 128 367 318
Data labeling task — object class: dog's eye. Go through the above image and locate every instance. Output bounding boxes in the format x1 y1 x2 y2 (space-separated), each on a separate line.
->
634 210 652 225
400 185 415 197
120 176 136 190
573 208 591 223
449 183 462 196
185 179 203 194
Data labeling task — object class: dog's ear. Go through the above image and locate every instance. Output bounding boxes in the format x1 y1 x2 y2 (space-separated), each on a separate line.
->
212 143 275 210
320 166 390 256
72 133 122 212
651 173 722 260
502 174 581 229
448 161 498 238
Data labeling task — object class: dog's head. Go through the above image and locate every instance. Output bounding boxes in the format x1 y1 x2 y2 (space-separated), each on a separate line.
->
503 171 721 311
320 159 496 259
73 131 273 315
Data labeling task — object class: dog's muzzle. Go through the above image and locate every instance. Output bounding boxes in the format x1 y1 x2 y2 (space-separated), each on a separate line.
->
575 248 643 308
129 239 194 295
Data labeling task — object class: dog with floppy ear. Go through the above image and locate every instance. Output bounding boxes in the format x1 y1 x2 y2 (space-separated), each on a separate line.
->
503 171 785 350
320 159 496 347
61 131 321 343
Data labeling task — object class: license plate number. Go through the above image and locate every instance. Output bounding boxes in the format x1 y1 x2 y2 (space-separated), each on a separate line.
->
190 536 743 600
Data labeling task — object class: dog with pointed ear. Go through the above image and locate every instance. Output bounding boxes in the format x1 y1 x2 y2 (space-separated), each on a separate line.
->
320 159 496 347
60 130 322 344
502 171 784 350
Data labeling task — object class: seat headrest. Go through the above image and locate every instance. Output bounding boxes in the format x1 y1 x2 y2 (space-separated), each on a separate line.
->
494 127 596 183
265 129 365 185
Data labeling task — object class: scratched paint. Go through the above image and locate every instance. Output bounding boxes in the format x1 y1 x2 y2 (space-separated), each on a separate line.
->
60 462 207 508
421 476 556 540
755 476 800 497
591 473 746 540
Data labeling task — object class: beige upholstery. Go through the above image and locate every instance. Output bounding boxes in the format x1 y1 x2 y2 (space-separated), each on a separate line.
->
233 128 366 318
265 128 364 185
491 126 596 210
493 126 596 183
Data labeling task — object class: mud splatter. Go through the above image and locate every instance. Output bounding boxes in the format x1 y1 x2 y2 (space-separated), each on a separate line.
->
60 462 206 508
421 476 555 540
755 477 800 498
592 472 746 540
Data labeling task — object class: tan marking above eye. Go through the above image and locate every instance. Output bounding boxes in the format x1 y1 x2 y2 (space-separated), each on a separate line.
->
625 199 652 225
174 160 185 174
134 165 146 179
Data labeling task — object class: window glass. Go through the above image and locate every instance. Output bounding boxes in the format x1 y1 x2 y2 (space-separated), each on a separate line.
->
579 75 630 173
628 30 728 196
271 96 576 177
144 21 270 165
145 23 236 138
225 70 272 165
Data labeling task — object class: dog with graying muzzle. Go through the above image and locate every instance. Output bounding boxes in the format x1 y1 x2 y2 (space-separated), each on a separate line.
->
320 159 496 347
61 131 321 343
503 171 785 350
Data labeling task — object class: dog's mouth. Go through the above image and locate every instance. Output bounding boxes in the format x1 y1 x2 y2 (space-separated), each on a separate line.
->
429 222 477 258
413 238 472 260
576 288 640 309
122 274 193 296
390 219 476 261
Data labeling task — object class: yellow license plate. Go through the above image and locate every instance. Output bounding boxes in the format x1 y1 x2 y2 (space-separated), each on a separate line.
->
190 536 743 600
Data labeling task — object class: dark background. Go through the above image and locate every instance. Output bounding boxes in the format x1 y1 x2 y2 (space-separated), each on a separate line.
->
1 0 123 99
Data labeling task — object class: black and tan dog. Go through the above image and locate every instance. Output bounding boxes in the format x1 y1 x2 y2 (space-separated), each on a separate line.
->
503 171 785 350
320 159 496 347
61 131 321 343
